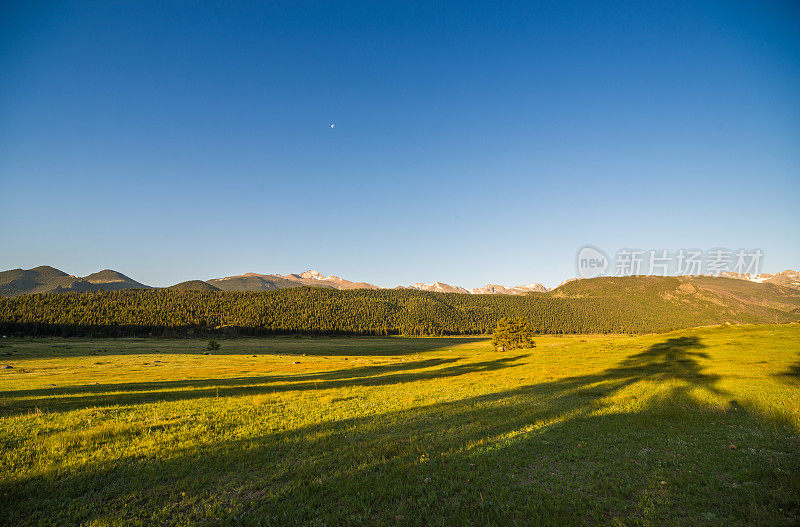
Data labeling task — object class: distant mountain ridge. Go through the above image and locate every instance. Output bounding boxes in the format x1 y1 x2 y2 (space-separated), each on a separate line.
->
408 281 549 295
167 280 220 292
408 282 470 294
721 270 800 289
207 270 380 292
2 266 799 298
471 283 549 295
0 266 149 297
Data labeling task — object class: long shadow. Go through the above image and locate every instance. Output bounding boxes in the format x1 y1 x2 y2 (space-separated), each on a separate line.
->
535 337 723 411
2 337 714 418
2 358 462 398
6 336 488 358
604 336 720 391
0 355 529 417
777 355 800 383
2 336 797 525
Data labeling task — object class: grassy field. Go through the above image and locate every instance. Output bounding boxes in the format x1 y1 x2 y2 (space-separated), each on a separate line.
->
0 325 798 525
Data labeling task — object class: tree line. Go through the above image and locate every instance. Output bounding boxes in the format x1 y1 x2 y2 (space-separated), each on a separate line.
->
0 283 778 337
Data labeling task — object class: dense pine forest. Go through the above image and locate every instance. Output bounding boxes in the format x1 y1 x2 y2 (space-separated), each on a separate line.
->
1 276 798 336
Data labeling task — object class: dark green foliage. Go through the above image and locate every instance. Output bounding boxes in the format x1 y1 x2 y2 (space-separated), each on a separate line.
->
206 340 221 351
0 276 797 337
491 317 534 350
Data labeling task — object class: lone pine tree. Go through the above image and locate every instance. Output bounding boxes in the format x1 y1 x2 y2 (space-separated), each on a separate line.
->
492 317 535 351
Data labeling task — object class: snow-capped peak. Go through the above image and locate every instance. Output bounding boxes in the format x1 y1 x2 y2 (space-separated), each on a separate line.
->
409 282 469 294
722 270 800 289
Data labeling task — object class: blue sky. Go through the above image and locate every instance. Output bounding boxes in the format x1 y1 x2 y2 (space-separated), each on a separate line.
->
1 1 798 288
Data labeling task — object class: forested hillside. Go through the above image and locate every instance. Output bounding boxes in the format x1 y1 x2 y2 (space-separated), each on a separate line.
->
1 276 797 336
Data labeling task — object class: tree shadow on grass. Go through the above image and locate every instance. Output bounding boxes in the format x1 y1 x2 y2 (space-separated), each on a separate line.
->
777 355 800 383
539 337 724 411
2 336 798 525
0 355 529 417
12 336 488 358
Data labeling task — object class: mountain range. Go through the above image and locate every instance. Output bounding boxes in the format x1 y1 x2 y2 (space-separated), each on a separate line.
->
207 270 380 292
3 274 799 337
407 282 549 294
0 267 550 297
0 266 150 297
720 270 800 289
1 266 798 297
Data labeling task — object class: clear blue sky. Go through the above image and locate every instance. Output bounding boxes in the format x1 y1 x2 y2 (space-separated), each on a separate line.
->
1 1 798 288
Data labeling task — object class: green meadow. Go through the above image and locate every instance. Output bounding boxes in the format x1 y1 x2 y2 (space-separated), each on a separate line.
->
0 324 798 525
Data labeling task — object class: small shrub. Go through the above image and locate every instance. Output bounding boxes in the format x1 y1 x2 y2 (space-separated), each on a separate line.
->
206 340 220 351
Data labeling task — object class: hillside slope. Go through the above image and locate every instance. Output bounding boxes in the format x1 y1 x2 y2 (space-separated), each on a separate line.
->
166 280 221 292
1 276 798 336
0 266 150 296
552 276 800 315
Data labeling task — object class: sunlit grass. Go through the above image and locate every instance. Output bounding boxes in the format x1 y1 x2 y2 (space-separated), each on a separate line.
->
0 325 798 525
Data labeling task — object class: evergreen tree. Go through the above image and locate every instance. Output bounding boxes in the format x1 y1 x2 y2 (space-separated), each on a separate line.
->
491 317 534 351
